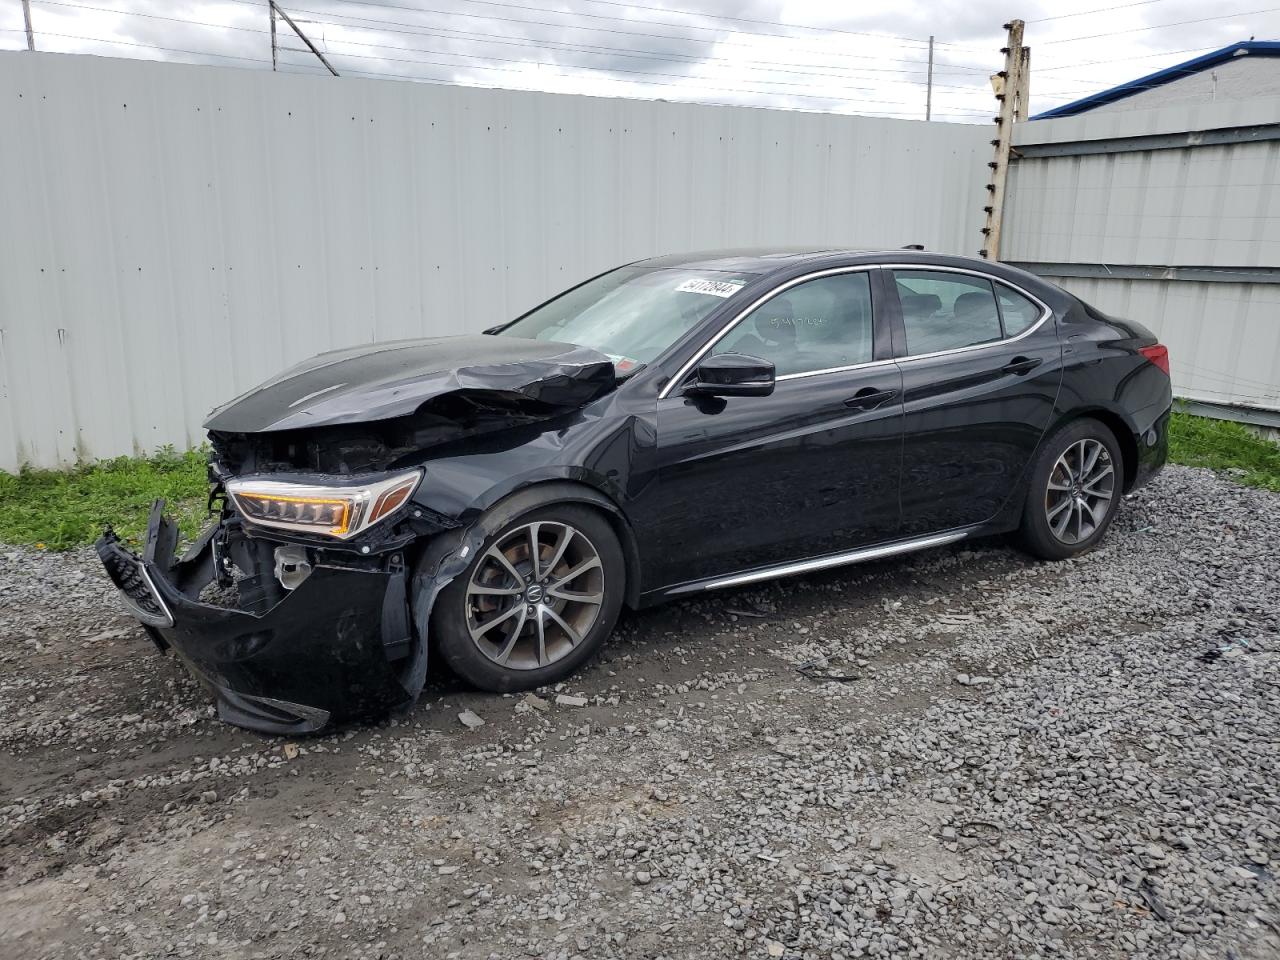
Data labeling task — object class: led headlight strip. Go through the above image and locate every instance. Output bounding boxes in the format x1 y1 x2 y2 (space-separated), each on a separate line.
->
226 469 422 540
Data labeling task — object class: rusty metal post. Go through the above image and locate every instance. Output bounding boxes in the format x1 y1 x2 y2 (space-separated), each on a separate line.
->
980 19 1025 260
22 0 35 51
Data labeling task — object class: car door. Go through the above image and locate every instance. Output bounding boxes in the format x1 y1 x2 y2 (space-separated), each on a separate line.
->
646 267 904 589
887 266 1063 536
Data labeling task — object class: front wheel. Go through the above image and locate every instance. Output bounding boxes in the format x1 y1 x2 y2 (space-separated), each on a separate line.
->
1017 418 1123 561
431 504 626 692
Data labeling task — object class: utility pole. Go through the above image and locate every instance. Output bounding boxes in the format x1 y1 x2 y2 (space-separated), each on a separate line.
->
269 1 339 76
926 35 934 121
21 0 35 51
980 19 1027 260
269 1 278 71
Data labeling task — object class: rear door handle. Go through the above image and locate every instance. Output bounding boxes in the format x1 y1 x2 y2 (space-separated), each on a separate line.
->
1002 356 1043 376
844 387 899 410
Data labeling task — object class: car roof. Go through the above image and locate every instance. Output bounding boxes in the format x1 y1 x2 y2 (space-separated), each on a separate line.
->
631 247 1072 305
633 247 996 274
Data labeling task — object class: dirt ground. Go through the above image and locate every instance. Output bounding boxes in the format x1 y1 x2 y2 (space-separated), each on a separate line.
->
2 465 1278 960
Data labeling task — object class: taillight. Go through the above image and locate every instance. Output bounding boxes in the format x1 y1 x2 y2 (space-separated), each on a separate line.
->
1138 344 1169 376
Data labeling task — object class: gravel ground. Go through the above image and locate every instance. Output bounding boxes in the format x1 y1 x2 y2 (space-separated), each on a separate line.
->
1 464 1278 960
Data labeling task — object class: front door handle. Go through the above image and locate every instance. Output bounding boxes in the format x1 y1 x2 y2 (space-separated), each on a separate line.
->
1002 355 1043 376
844 387 899 410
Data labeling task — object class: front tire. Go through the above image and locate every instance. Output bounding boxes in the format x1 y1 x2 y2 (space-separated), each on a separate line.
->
432 504 625 692
1017 418 1123 561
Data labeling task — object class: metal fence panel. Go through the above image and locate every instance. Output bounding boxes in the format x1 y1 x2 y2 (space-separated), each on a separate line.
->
1006 96 1280 420
0 53 990 471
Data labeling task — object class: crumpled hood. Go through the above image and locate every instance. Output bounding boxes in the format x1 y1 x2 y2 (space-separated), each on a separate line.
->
204 335 616 433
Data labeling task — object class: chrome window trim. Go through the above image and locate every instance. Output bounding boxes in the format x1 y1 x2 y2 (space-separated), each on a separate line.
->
657 264 879 400
775 357 898 382
658 263 1054 399
883 263 1054 364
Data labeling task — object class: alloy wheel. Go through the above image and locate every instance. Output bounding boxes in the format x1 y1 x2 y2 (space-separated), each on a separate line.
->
464 521 605 670
1044 438 1115 545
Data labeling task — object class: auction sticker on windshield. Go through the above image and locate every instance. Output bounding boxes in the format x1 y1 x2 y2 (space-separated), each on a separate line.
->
675 277 746 298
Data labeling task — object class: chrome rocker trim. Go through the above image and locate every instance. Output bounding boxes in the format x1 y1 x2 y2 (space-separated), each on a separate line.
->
667 528 973 596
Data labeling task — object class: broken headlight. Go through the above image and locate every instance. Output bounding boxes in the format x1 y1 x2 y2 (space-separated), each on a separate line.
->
226 470 422 540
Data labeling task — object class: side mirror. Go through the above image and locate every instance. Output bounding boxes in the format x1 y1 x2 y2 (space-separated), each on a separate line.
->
685 353 776 398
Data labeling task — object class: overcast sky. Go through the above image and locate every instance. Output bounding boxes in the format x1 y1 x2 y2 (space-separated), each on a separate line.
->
2 0 1278 121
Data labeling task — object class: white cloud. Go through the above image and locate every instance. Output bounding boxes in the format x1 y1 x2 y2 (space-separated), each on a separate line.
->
2 0 1278 121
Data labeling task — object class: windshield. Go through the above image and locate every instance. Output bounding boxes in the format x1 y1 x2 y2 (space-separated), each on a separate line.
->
497 265 757 371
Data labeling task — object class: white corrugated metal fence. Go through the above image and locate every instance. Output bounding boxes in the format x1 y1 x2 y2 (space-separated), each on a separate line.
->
0 52 991 471
1005 96 1280 424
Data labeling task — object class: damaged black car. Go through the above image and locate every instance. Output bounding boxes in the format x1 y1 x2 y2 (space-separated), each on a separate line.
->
97 248 1172 734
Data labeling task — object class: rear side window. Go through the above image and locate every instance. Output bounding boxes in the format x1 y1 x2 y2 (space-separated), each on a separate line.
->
892 270 1002 356
712 271 874 376
996 284 1043 336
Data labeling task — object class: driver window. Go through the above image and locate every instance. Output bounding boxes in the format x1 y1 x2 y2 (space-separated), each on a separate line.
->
710 272 874 377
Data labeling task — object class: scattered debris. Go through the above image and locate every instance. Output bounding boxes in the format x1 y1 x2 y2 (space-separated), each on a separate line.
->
457 709 486 729
1199 638 1250 662
1140 877 1172 922
796 657 860 683
555 694 588 707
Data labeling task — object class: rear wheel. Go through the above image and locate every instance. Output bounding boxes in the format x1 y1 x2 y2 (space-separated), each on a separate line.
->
432 504 625 692
1018 418 1123 561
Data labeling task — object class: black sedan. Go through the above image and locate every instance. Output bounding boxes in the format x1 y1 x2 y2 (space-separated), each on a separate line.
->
97 248 1172 734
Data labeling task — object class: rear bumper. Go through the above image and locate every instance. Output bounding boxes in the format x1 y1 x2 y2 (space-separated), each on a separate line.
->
1130 403 1171 493
95 503 416 735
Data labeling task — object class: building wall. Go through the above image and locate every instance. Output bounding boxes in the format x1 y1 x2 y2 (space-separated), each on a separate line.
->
0 52 991 471
1087 54 1280 114
1007 96 1280 421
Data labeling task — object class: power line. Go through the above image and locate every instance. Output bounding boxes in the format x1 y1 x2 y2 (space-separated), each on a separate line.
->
1028 0 1174 23
215 0 997 70
30 0 270 36
27 0 1000 97
335 63 991 119
12 25 992 116
516 0 995 52
1043 5 1280 44
21 0 997 107
254 2 994 78
17 31 275 65
306 0 945 48
273 38 989 110
1035 43 1223 71
273 3 993 79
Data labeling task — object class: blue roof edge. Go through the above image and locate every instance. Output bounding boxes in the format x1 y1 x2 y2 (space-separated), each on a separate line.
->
1030 40 1280 120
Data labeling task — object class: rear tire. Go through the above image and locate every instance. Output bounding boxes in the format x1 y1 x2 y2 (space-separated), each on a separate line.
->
431 504 625 692
1017 418 1124 561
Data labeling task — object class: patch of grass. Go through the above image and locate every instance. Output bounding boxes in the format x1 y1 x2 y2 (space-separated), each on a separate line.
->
2 410 1274 550
1168 409 1280 493
0 446 211 550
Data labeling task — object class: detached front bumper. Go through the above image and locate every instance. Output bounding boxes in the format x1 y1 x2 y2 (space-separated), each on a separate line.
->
96 502 418 735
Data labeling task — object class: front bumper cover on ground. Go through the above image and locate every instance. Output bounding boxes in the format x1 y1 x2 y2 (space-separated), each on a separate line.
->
95 502 420 735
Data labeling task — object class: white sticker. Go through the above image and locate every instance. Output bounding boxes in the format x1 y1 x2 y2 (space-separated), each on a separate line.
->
675 277 745 298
